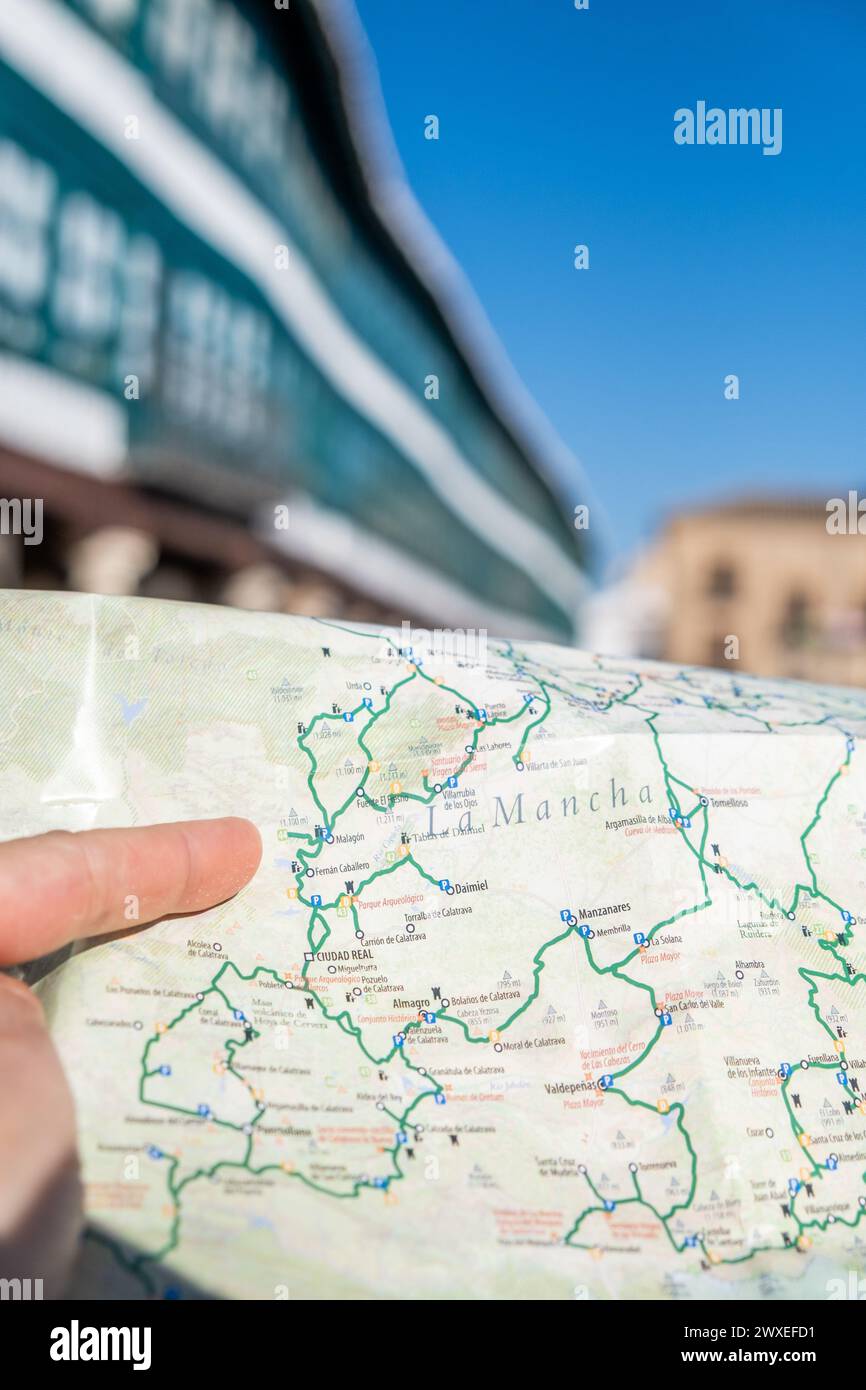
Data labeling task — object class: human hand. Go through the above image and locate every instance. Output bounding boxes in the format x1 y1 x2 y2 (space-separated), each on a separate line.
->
0 817 262 1297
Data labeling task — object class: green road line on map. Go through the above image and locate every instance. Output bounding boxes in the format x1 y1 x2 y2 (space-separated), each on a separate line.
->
104 633 865 1291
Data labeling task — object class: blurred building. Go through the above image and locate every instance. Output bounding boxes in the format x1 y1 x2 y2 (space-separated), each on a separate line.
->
0 0 589 637
604 497 866 686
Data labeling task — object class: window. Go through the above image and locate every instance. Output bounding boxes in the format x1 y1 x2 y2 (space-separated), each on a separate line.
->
780 593 810 649
707 563 736 598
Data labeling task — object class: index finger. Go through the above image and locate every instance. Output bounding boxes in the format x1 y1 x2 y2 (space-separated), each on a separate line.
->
0 817 262 967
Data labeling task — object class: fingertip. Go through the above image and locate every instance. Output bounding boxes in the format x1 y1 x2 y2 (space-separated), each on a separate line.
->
178 816 262 909
0 818 266 964
220 816 263 880
224 815 262 850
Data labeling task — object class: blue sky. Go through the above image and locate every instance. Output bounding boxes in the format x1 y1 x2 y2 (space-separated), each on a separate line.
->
355 0 865 572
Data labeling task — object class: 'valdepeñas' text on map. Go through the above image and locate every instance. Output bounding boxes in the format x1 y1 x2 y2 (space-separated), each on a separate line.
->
3 590 866 1300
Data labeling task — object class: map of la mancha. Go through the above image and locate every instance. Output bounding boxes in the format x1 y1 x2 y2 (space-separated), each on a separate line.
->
3 589 866 1301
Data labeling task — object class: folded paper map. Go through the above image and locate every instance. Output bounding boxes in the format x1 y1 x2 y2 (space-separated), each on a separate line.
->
3 589 865 1300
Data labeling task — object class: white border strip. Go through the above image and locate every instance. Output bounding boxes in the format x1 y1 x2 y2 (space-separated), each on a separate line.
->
0 0 583 626
0 352 127 477
259 496 562 640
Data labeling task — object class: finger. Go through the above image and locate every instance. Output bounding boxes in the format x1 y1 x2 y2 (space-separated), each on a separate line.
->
0 817 262 967
0 975 82 1296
